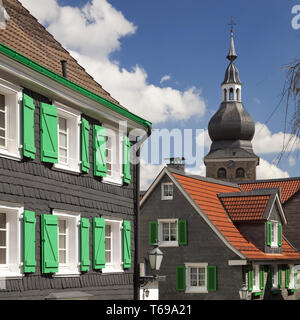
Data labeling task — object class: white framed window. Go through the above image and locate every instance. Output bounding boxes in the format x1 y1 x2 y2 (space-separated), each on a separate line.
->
102 218 123 273
0 203 23 278
271 221 278 248
158 219 178 247
0 79 22 161
161 183 173 200
102 125 123 186
270 264 278 288
252 265 260 291
185 263 208 293
53 102 81 173
53 210 80 277
288 264 299 289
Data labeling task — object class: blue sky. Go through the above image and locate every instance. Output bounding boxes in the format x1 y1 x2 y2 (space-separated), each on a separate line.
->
23 0 300 184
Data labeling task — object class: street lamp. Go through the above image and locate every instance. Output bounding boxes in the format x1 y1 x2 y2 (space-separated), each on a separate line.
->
239 285 248 300
149 245 163 271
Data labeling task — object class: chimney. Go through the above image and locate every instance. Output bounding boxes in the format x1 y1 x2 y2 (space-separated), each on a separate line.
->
61 60 68 78
166 157 185 172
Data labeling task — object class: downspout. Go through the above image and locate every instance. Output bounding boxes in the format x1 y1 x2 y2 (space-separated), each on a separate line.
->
134 125 152 300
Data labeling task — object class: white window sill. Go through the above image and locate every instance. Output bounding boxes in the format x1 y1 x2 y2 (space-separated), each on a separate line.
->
0 272 23 279
102 176 123 186
53 163 81 175
0 149 22 162
185 288 208 294
161 197 173 201
159 241 178 247
53 271 81 278
102 265 124 274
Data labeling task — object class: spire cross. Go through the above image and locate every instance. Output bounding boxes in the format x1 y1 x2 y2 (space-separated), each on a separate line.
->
228 16 236 32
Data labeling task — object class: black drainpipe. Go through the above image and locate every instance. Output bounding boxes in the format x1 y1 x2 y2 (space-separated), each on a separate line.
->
134 126 152 300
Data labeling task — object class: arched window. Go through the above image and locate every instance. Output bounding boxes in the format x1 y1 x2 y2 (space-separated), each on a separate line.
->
217 168 227 179
229 88 234 100
236 168 245 178
224 89 227 101
236 88 240 101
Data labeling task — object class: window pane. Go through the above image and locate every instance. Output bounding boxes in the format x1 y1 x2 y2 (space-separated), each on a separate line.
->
59 250 66 264
0 94 4 111
105 225 111 237
105 250 111 263
198 268 206 286
59 235 66 249
0 213 5 229
105 238 111 251
59 117 67 132
190 268 198 286
0 248 6 264
0 231 6 246
162 223 170 241
58 220 66 234
0 137 5 147
0 129 5 139
59 132 67 148
0 112 5 129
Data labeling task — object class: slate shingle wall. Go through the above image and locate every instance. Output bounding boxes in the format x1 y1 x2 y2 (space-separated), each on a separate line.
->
0 88 137 300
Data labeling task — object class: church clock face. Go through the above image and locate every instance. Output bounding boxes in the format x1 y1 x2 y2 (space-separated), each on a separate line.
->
227 160 235 169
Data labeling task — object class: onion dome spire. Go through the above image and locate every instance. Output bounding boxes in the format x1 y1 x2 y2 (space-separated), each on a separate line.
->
227 17 237 61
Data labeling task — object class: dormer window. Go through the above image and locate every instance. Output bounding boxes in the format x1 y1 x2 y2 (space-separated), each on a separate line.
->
266 220 282 248
161 183 173 200
271 221 278 247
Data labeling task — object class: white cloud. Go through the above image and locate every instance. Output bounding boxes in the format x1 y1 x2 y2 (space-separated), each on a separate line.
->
288 155 296 167
185 164 206 177
19 0 206 123
256 158 290 179
140 160 164 191
160 75 171 84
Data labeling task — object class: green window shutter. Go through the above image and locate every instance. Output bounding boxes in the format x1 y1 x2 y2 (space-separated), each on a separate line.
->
123 136 131 184
80 218 91 272
207 265 217 292
22 94 36 159
176 266 186 291
41 214 58 274
123 220 131 269
93 125 107 177
278 223 282 247
149 221 158 245
266 221 272 246
40 103 58 163
285 266 290 288
259 265 265 291
23 210 37 273
248 267 254 291
81 118 90 173
267 265 273 289
178 219 187 246
93 217 106 269
278 265 282 288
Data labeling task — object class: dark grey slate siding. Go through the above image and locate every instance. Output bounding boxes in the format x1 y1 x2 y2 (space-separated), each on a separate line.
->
0 88 137 300
140 174 243 300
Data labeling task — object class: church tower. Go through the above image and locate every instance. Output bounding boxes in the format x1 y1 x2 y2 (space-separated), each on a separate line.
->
204 26 259 182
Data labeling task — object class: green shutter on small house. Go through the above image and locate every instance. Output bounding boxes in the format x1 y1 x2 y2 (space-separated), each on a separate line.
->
123 220 131 269
178 219 187 246
266 221 272 246
285 266 290 288
123 136 131 184
278 265 283 288
248 267 254 291
207 265 217 292
278 223 282 247
176 265 186 291
80 218 91 272
41 214 58 274
81 118 90 173
93 217 106 269
23 210 37 273
40 103 58 163
22 94 36 159
267 265 274 289
93 125 107 177
259 265 265 291
149 221 158 245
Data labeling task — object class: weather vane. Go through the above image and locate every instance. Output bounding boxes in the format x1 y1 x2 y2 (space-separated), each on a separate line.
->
228 16 236 32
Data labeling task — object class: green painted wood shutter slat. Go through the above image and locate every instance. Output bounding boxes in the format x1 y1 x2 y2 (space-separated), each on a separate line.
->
285 267 290 288
41 214 58 274
23 210 37 273
40 103 58 163
80 218 91 272
22 94 36 159
81 118 90 173
248 267 253 291
93 125 107 177
176 265 186 291
278 265 283 288
259 265 265 291
178 219 187 246
149 221 158 245
207 265 217 292
93 217 105 269
123 136 131 184
266 221 272 246
278 223 282 247
123 220 131 269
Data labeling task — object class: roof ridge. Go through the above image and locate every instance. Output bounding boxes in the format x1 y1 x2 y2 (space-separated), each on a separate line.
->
238 176 300 184
218 188 280 198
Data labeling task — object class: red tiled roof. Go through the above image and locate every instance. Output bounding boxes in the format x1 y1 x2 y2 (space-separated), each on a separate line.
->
0 0 120 106
172 172 300 261
239 178 300 204
219 194 271 222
